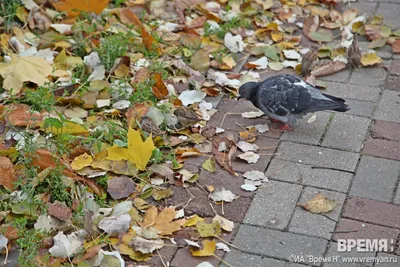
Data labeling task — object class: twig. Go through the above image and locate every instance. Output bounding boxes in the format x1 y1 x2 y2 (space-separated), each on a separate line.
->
157 249 167 267
213 253 233 267
215 236 239 249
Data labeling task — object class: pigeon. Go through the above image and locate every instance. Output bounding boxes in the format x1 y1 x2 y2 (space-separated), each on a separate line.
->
238 74 350 131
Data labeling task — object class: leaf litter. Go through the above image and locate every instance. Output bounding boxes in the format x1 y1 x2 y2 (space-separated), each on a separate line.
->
0 0 396 265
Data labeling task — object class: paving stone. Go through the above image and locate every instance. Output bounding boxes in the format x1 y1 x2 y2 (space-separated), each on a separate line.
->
324 81 381 102
233 224 328 265
350 156 400 202
350 1 378 15
205 94 225 108
394 186 400 205
289 209 337 239
298 187 347 221
374 90 400 123
232 136 279 173
342 99 375 118
286 263 309 267
223 250 286 267
376 253 400 267
362 138 400 161
266 159 352 192
333 218 400 241
322 113 370 152
146 242 178 267
342 196 400 229
244 180 302 229
281 112 331 145
371 120 400 142
276 142 360 172
318 69 351 83
323 242 375 267
377 3 400 28
387 60 400 76
349 67 387 87
384 75 400 91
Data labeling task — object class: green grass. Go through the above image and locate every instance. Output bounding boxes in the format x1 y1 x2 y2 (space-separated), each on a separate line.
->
95 33 130 70
0 0 22 32
204 16 251 39
22 85 55 112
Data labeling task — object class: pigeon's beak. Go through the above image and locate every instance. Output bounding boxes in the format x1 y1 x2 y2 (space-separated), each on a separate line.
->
237 94 242 100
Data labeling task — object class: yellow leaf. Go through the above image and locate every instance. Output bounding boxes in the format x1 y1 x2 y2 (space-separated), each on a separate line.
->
42 121 89 135
16 7 29 23
297 194 336 214
184 215 204 227
53 49 84 70
115 243 152 261
106 128 155 171
71 153 93 171
271 31 283 42
360 53 383 66
202 157 216 173
50 0 109 18
139 206 181 235
0 56 52 93
190 240 216 257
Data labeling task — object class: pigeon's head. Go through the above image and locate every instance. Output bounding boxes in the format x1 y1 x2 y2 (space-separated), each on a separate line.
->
238 81 258 101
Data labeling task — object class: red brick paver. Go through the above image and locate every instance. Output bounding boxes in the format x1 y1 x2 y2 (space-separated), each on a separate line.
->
362 138 400 161
371 120 400 142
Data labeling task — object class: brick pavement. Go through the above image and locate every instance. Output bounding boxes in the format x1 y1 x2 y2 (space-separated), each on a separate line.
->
160 1 400 266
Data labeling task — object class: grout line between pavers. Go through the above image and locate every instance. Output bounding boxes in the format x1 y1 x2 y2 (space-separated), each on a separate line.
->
390 168 400 204
339 215 400 231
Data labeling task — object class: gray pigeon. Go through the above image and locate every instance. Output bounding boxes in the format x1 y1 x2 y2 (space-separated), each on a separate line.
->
238 74 350 130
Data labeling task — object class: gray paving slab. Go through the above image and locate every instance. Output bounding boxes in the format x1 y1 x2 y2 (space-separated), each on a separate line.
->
276 142 360 172
377 3 400 28
233 224 328 265
319 69 351 83
266 159 352 193
349 67 387 87
375 253 400 267
350 156 400 202
297 187 347 222
323 81 381 102
323 242 375 267
281 112 331 145
342 99 375 118
223 250 286 267
374 90 400 123
394 185 400 205
350 1 378 15
289 209 337 239
321 113 371 152
244 180 302 229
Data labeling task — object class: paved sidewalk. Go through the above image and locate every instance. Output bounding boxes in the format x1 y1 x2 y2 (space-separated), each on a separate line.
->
149 1 400 266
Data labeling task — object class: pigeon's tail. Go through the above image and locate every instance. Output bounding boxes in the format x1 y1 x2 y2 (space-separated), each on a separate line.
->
332 103 351 112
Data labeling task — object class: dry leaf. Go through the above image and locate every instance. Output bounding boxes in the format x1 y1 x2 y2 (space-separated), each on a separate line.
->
71 153 93 171
360 53 383 66
107 176 136 200
106 128 156 171
48 201 72 221
0 156 17 191
310 61 346 77
6 104 42 127
209 188 236 202
202 157 216 173
139 206 181 235
190 239 216 257
211 136 237 176
297 194 336 214
50 0 109 18
237 152 260 163
0 56 52 93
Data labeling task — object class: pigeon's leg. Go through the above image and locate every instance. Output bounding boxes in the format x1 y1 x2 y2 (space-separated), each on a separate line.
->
277 123 292 132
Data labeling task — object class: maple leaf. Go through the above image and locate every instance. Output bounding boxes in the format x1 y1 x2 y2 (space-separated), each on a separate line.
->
0 156 17 191
0 56 52 94
139 206 182 235
50 0 109 18
106 128 156 171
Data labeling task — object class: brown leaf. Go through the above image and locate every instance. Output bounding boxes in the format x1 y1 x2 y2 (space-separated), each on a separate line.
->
297 194 336 214
310 61 346 77
202 87 220 97
139 206 182 235
107 176 136 200
239 127 258 143
301 47 318 76
392 39 400 54
119 7 144 29
152 73 169 100
142 28 161 54
5 104 42 127
211 136 238 176
0 156 17 191
133 67 150 83
125 102 150 128
365 24 382 41
303 15 319 37
175 0 206 24
48 201 72 221
113 56 131 78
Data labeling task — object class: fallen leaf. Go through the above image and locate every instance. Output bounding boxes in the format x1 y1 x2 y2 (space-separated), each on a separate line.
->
190 239 216 256
0 156 17 191
241 110 264 118
107 128 155 171
297 194 336 214
131 236 164 254
178 90 207 106
152 73 169 100
211 136 237 176
237 141 259 152
139 206 181 235
254 123 269 133
241 184 258 191
98 214 131 236
202 157 216 173
107 176 136 200
49 231 85 258
152 188 174 200
50 0 109 17
212 215 234 232
391 39 400 54
53 49 84 70
239 127 258 143
209 188 236 203
248 56 269 70
360 53 383 66
310 61 346 77
243 170 267 181
191 49 210 72
224 33 246 53
0 56 52 93
238 152 260 163
71 153 93 171
48 201 72 221
196 221 221 237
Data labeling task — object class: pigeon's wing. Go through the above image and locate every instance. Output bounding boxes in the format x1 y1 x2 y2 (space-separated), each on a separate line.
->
256 75 313 118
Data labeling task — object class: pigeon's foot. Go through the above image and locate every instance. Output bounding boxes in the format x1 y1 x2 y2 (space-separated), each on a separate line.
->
270 118 282 123
277 123 292 132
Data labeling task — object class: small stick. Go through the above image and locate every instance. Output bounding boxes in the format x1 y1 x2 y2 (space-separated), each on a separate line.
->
213 253 233 267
